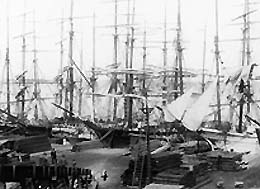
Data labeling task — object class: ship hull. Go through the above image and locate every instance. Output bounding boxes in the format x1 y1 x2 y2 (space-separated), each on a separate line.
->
83 121 131 148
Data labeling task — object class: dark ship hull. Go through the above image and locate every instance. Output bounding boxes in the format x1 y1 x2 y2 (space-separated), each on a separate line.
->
82 120 187 148
83 120 132 148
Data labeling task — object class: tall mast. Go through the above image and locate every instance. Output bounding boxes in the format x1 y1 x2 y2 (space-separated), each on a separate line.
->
33 10 38 120
6 3 10 114
145 89 151 185
245 0 251 66
128 0 136 128
215 0 222 128
143 27 151 185
78 36 83 116
245 0 251 113
59 11 64 105
163 1 167 77
124 0 131 123
68 0 74 118
142 28 147 93
241 1 246 66
202 25 207 93
238 0 252 129
174 0 183 99
177 0 183 96
91 12 96 121
21 0 27 118
112 0 118 121
162 2 167 105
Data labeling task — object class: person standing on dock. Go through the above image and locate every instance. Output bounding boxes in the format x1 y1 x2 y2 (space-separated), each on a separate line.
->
101 170 108 181
72 159 77 168
51 148 57 164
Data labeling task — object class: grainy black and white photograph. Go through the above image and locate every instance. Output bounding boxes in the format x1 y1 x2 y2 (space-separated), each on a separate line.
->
0 0 260 188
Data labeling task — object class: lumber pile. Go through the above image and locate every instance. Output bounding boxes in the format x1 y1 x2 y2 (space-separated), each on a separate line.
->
122 150 213 188
202 150 247 171
121 151 182 187
153 159 210 187
151 152 183 173
153 168 189 185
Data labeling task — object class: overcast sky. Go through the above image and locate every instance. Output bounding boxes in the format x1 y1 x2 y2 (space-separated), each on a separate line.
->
0 0 260 80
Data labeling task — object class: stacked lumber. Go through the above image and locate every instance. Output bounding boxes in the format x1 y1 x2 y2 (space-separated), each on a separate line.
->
151 152 183 173
153 168 189 185
203 151 246 171
121 151 182 187
153 159 210 187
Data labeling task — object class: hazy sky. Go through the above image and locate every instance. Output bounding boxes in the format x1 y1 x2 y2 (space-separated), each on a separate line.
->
0 0 260 80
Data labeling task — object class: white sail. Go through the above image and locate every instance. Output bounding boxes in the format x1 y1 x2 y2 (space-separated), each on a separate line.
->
163 88 197 122
204 65 254 124
182 79 218 131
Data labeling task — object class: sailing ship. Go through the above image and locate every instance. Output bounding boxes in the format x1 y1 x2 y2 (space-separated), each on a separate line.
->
2 0 258 150
163 0 260 147
77 0 192 147
0 3 53 139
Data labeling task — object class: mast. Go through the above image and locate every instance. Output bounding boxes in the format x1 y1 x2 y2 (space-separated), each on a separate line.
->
162 2 167 105
59 11 64 105
177 0 183 96
163 2 167 80
238 79 245 133
245 0 251 66
68 0 74 118
136 29 147 189
241 2 246 66
245 0 251 113
145 92 151 185
142 27 151 186
6 4 11 114
78 36 83 116
238 0 251 131
91 12 96 121
112 0 118 121
128 0 136 128
21 0 27 118
215 0 222 128
174 0 183 99
124 0 131 123
142 28 147 95
202 25 207 93
33 10 38 120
